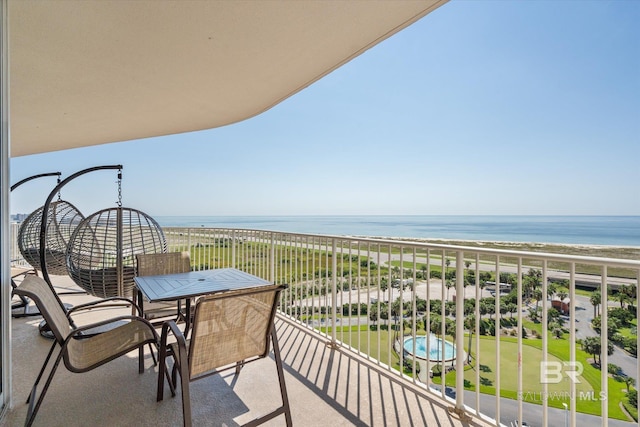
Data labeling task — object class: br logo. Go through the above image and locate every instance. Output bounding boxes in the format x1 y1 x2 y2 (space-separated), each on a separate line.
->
540 361 583 384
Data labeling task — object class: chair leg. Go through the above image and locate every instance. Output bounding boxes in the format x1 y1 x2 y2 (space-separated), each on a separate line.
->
271 326 293 427
171 363 178 392
138 346 144 373
149 343 158 366
157 340 167 401
177 345 192 427
157 345 176 401
25 348 65 427
26 341 57 404
235 360 244 375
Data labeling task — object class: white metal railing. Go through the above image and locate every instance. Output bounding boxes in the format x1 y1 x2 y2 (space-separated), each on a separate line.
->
161 227 640 427
10 225 640 426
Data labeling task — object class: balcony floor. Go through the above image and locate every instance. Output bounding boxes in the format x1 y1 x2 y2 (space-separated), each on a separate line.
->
3 276 492 427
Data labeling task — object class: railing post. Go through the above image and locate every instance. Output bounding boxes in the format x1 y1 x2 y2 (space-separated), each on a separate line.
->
542 260 548 427
495 256 501 425
455 251 465 411
187 228 192 267
449 250 471 421
331 238 338 347
601 266 608 426
270 233 276 284
231 229 236 269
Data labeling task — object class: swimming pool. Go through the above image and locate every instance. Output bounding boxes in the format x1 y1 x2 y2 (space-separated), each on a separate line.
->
403 334 457 362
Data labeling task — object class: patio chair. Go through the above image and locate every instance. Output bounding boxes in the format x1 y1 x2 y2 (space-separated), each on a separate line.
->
157 284 292 427
13 275 159 427
10 266 40 317
135 251 191 325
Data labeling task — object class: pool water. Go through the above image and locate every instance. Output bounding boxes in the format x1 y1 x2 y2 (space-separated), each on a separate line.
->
403 334 456 362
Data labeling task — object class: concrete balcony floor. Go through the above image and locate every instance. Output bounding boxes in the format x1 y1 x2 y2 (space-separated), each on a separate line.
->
3 276 492 427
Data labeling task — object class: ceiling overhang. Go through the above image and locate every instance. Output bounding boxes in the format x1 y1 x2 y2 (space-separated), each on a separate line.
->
9 0 446 157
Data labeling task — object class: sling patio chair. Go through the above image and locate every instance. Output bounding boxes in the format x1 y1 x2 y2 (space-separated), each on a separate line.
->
13 275 159 427
157 284 292 427
135 251 192 326
10 265 40 317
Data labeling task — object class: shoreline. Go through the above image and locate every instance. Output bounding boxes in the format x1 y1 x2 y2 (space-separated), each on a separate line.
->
155 215 640 248
357 236 640 261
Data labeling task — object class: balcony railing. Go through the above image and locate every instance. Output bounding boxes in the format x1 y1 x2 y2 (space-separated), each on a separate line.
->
157 227 640 427
10 224 640 426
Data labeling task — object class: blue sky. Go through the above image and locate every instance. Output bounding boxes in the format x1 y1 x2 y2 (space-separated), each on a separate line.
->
10 1 640 217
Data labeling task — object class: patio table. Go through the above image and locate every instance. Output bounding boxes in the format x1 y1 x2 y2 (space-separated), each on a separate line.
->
134 268 272 334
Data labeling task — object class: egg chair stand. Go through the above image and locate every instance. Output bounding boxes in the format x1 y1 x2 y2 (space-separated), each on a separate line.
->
16 171 86 298
10 172 61 318
37 165 125 338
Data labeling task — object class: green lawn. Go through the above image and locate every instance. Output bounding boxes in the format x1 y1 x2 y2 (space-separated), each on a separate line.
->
437 336 592 401
435 334 632 420
326 324 634 421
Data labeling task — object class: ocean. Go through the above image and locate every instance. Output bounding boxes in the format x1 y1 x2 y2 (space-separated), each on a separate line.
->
155 215 640 247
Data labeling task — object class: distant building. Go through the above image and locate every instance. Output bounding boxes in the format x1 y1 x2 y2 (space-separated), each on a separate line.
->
10 213 28 223
551 298 570 315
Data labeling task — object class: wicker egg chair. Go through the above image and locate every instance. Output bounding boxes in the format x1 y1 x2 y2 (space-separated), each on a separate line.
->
66 207 167 298
18 200 85 276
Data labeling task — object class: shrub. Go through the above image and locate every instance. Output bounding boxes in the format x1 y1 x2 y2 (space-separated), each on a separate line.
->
610 307 634 325
612 332 626 345
628 389 638 408
403 357 421 374
488 322 496 337
431 364 443 377
625 338 638 356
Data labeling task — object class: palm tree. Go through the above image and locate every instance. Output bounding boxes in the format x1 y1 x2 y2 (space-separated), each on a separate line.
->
590 291 601 318
557 290 568 302
626 376 636 392
613 291 630 309
430 315 442 337
507 302 518 318
445 280 454 301
523 269 542 299
464 314 476 364
369 304 378 329
622 284 637 305
581 336 614 367
533 288 543 311
391 298 402 330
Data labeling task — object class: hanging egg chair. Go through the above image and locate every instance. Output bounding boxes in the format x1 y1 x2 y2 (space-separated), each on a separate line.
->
66 207 167 298
11 171 62 318
17 199 85 276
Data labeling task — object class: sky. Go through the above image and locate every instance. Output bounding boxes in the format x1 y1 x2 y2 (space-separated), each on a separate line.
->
10 0 640 218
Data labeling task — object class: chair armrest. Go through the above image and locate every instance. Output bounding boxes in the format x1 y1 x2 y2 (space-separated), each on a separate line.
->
68 297 144 317
158 320 186 401
160 320 187 351
69 315 159 341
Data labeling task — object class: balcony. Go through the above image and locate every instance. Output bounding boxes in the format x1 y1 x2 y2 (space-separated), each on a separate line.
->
5 226 640 426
